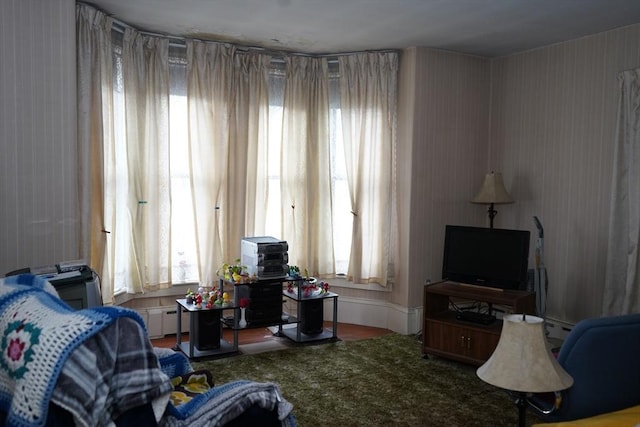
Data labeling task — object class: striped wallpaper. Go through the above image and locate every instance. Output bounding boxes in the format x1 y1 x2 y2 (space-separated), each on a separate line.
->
2 1 640 326
400 24 640 324
0 0 77 274
489 24 640 322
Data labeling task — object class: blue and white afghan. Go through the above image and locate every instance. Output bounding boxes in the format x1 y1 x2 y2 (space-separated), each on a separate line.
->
0 274 145 427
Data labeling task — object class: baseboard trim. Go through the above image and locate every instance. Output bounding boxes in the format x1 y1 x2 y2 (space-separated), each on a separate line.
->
126 289 424 337
324 296 422 335
544 316 574 340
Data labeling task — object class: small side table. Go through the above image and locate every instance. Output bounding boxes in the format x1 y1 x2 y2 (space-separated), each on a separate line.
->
279 290 339 343
174 298 239 359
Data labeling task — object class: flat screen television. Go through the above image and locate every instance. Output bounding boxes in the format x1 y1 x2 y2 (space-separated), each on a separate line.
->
442 225 530 291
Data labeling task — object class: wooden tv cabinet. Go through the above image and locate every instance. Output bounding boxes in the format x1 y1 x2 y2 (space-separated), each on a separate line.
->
422 281 535 366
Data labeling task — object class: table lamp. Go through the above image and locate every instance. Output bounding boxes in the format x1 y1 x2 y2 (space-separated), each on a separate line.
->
471 172 514 228
477 314 573 427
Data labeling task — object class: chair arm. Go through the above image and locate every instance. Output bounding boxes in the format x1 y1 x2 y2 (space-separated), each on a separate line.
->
527 391 564 416
153 348 193 378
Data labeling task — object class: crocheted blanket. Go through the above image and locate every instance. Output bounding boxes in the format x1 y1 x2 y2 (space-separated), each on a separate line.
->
0 274 145 427
154 349 296 426
161 379 296 427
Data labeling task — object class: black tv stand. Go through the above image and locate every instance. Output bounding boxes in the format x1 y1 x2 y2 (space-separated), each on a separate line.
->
455 310 496 325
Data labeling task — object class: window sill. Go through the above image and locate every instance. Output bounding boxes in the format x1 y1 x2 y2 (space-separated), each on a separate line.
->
113 282 196 305
328 276 390 292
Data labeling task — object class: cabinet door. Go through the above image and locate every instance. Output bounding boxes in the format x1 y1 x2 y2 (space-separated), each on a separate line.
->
425 321 468 355
465 328 500 361
425 321 500 363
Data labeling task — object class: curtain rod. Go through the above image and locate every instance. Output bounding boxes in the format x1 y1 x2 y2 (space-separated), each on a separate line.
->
80 1 398 59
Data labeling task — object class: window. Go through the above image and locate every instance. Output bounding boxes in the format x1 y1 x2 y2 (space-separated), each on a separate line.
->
266 66 352 275
110 42 352 293
328 76 353 275
78 6 396 300
167 55 200 284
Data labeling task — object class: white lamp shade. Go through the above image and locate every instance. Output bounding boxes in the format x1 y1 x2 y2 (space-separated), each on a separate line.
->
472 172 514 204
477 314 573 393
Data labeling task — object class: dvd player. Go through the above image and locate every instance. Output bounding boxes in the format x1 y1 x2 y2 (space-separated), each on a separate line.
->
455 311 496 325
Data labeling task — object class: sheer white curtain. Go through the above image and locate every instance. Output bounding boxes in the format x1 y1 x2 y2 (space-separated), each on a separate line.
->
339 52 398 286
121 30 171 292
234 53 272 241
76 4 114 302
78 2 399 296
281 57 335 276
78 3 173 296
603 68 640 315
186 41 271 286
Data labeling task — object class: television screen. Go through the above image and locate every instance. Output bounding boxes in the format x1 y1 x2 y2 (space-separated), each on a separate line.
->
442 225 530 290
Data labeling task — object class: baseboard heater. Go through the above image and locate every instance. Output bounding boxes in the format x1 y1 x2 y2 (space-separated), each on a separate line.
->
136 306 190 339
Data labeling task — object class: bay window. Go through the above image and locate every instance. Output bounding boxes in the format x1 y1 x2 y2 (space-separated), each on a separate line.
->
76 3 397 300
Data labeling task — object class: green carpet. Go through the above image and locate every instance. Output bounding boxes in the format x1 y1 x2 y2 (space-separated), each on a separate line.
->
191 333 543 426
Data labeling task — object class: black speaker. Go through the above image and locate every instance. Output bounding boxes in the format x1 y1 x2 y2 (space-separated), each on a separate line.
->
192 310 221 350
300 298 324 335
238 283 283 325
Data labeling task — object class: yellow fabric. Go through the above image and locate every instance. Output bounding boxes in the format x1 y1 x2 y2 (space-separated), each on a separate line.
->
533 405 640 427
169 370 214 407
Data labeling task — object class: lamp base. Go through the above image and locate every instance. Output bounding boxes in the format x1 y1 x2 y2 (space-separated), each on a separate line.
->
487 203 497 229
515 392 527 427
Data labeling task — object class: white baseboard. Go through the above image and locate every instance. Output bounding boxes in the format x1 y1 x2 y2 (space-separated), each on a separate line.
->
325 296 422 335
136 296 424 339
544 316 574 340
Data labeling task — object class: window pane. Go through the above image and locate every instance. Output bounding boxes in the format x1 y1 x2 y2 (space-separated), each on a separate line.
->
266 71 285 238
111 39 130 293
329 77 352 275
169 58 199 284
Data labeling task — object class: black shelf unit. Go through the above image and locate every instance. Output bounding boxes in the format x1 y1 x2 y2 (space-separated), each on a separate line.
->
175 276 340 359
174 298 239 359
280 288 339 343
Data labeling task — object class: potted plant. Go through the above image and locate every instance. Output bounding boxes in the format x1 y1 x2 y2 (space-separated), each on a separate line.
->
288 265 301 278
217 259 247 282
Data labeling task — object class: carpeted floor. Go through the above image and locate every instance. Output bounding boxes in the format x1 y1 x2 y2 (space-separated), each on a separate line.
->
191 333 543 426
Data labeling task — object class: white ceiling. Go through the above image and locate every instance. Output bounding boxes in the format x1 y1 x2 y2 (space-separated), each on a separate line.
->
84 0 640 57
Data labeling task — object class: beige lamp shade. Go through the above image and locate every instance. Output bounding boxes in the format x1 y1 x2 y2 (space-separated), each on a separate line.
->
472 172 514 204
477 314 573 393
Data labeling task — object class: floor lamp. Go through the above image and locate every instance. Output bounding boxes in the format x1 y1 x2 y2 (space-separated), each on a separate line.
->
477 314 573 427
471 172 514 228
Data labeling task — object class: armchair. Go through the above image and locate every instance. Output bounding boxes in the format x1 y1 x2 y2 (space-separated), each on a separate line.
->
0 274 296 426
529 313 640 422
155 347 295 426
